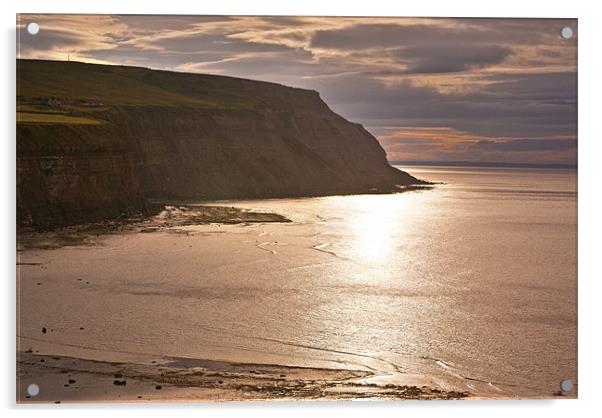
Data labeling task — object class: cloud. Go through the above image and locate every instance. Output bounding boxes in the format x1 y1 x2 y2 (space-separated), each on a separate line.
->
310 19 575 50
146 32 293 55
376 128 576 164
310 23 471 50
476 138 576 152
18 27 83 51
396 44 512 74
302 71 576 140
113 15 235 30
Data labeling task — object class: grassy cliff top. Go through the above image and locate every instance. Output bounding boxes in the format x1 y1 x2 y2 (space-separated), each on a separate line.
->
17 59 323 110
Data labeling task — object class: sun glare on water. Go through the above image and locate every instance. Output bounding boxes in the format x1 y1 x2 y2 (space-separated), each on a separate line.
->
344 194 421 264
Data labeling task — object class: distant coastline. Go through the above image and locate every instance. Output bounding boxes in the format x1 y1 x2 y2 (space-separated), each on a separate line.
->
390 160 577 170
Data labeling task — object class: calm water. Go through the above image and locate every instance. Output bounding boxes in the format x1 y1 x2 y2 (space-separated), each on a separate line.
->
18 166 577 398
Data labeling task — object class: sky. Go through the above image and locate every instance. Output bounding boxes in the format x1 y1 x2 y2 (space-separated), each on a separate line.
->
17 15 577 165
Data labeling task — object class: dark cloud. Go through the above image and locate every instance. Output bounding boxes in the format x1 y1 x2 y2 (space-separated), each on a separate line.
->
310 19 576 50
113 15 234 30
481 71 577 103
311 23 469 50
18 27 82 52
252 16 312 27
477 138 576 152
396 44 512 74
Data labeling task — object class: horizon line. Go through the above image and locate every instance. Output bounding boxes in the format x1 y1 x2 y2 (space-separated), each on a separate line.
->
389 160 577 169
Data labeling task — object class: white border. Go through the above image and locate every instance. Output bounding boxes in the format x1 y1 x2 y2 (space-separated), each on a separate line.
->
2 1 601 417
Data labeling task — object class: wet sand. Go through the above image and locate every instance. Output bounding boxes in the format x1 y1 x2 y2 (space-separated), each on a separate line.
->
17 350 468 403
18 202 469 403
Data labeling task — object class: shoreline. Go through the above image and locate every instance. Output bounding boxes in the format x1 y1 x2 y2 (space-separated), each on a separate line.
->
17 186 434 250
18 183 434 233
17 348 470 403
17 204 292 250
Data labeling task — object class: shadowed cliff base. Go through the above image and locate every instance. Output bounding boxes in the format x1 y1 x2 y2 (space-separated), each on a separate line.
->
17 59 425 229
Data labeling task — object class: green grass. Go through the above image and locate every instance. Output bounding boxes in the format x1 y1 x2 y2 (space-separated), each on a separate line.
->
16 60 253 108
16 59 318 110
17 112 104 125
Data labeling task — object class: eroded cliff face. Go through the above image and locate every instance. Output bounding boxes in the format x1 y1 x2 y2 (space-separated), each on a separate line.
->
17 123 148 227
17 60 421 228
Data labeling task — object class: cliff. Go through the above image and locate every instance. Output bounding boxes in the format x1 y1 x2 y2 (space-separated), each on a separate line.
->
17 59 423 228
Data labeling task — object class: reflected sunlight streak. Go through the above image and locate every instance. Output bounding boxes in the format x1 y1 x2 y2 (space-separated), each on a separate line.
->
348 195 410 264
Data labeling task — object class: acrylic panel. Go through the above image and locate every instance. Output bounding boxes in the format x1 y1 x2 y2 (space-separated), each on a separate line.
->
16 14 577 403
